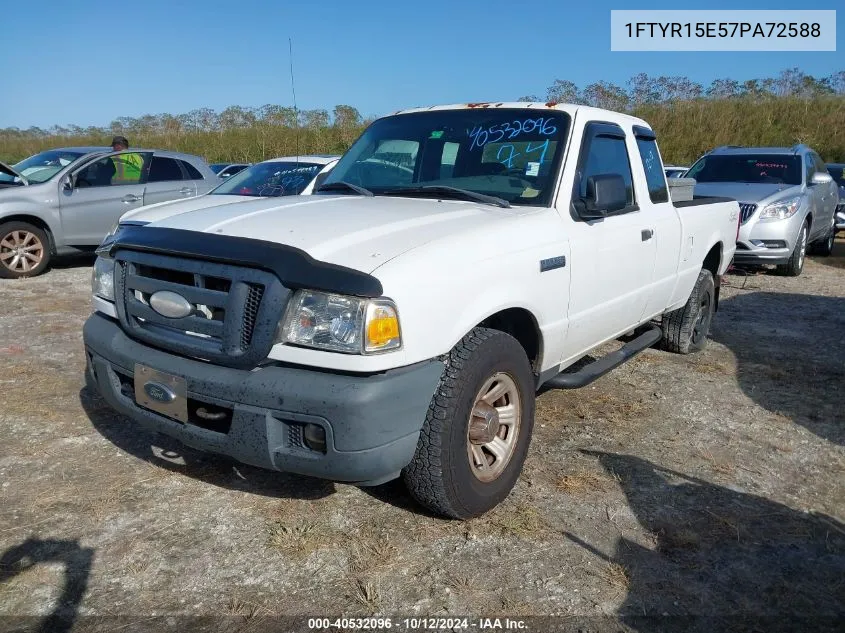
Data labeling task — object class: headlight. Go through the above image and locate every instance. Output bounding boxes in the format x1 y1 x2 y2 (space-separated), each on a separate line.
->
92 256 116 301
278 290 401 354
759 195 802 220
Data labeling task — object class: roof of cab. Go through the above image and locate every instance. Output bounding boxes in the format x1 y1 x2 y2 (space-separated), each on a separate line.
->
388 102 652 130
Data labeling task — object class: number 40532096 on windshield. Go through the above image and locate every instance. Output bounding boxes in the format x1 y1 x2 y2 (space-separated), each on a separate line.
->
468 117 558 151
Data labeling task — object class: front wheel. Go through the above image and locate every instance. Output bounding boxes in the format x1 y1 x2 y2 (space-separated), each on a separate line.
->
0 222 51 279
777 222 808 276
403 328 535 519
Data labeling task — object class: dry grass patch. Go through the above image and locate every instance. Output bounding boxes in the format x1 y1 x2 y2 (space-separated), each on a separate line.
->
555 471 610 495
602 562 630 589
267 520 342 560
347 533 398 575
485 504 550 540
352 578 381 612
691 357 734 375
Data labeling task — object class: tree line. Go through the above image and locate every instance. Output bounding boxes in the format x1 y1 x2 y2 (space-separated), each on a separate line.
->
1 68 844 165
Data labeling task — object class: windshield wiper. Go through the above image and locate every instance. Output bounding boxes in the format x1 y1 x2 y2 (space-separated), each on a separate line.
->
381 185 510 208
316 181 374 197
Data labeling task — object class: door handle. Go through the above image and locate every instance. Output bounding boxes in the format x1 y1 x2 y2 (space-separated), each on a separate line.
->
179 187 193 195
121 194 141 203
641 229 654 241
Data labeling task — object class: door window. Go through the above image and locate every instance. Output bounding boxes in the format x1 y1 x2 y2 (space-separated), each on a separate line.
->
181 161 205 180
148 157 186 182
74 152 147 188
577 133 635 208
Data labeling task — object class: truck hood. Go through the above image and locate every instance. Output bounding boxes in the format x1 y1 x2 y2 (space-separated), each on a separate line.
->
145 194 517 273
693 181 801 204
0 160 27 185
119 194 250 223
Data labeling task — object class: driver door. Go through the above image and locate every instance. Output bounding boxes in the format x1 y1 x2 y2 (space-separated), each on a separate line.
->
59 151 151 245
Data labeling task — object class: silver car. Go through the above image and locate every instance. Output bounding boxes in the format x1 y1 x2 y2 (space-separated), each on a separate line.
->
826 163 845 232
687 145 839 276
0 147 216 278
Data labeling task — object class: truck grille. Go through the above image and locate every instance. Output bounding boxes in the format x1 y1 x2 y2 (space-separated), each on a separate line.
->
739 203 757 225
113 250 289 369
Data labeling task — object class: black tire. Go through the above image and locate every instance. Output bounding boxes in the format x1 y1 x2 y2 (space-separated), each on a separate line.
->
0 221 52 279
810 219 835 257
661 269 715 355
402 327 535 519
776 222 808 276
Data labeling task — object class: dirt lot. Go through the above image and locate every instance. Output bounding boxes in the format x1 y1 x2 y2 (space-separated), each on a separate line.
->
1 241 843 632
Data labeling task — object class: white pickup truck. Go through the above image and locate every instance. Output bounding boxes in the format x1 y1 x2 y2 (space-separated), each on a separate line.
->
83 103 739 518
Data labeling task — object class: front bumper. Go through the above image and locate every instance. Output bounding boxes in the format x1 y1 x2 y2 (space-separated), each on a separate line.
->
734 207 806 265
83 313 444 485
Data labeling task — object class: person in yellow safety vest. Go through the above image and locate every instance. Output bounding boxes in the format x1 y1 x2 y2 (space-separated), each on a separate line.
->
109 136 144 184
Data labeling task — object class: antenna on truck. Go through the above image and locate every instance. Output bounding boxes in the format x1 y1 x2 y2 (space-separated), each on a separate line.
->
289 37 300 166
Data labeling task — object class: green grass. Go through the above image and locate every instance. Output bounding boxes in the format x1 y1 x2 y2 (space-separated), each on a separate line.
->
2 95 844 164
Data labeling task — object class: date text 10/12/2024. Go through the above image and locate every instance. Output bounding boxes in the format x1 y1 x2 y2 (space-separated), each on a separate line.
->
307 617 528 630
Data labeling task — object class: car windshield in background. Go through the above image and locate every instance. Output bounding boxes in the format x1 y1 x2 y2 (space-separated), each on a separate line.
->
0 150 88 184
211 162 323 197
319 108 571 206
826 165 845 187
209 163 228 174
687 154 801 185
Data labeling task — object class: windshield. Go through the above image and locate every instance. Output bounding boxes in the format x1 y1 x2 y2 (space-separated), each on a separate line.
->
320 108 571 206
0 150 88 184
209 163 228 174
827 165 845 187
211 161 324 197
687 154 801 185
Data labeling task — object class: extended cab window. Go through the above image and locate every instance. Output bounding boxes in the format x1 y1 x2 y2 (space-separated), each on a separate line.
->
634 131 668 203
577 131 634 208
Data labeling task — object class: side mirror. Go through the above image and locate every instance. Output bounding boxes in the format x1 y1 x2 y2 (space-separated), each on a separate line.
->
811 172 833 185
62 176 73 192
576 173 628 220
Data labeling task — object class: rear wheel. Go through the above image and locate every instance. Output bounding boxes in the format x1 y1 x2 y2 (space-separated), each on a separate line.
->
403 327 535 519
776 222 808 276
661 269 715 355
0 222 51 279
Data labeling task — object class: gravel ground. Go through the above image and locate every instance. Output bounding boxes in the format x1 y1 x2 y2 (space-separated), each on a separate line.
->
0 241 843 633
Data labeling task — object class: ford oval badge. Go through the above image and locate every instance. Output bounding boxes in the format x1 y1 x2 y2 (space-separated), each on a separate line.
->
143 381 177 404
149 290 193 319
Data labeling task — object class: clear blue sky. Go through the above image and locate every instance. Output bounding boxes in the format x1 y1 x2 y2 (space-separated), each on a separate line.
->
1 0 841 129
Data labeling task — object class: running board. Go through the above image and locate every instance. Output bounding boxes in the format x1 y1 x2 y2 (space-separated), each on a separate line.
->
543 325 662 390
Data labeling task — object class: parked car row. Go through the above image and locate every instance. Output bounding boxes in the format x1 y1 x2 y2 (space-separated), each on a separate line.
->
0 149 338 278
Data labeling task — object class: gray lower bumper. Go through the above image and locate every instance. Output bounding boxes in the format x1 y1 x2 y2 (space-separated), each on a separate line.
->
82 313 444 485
732 249 791 266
